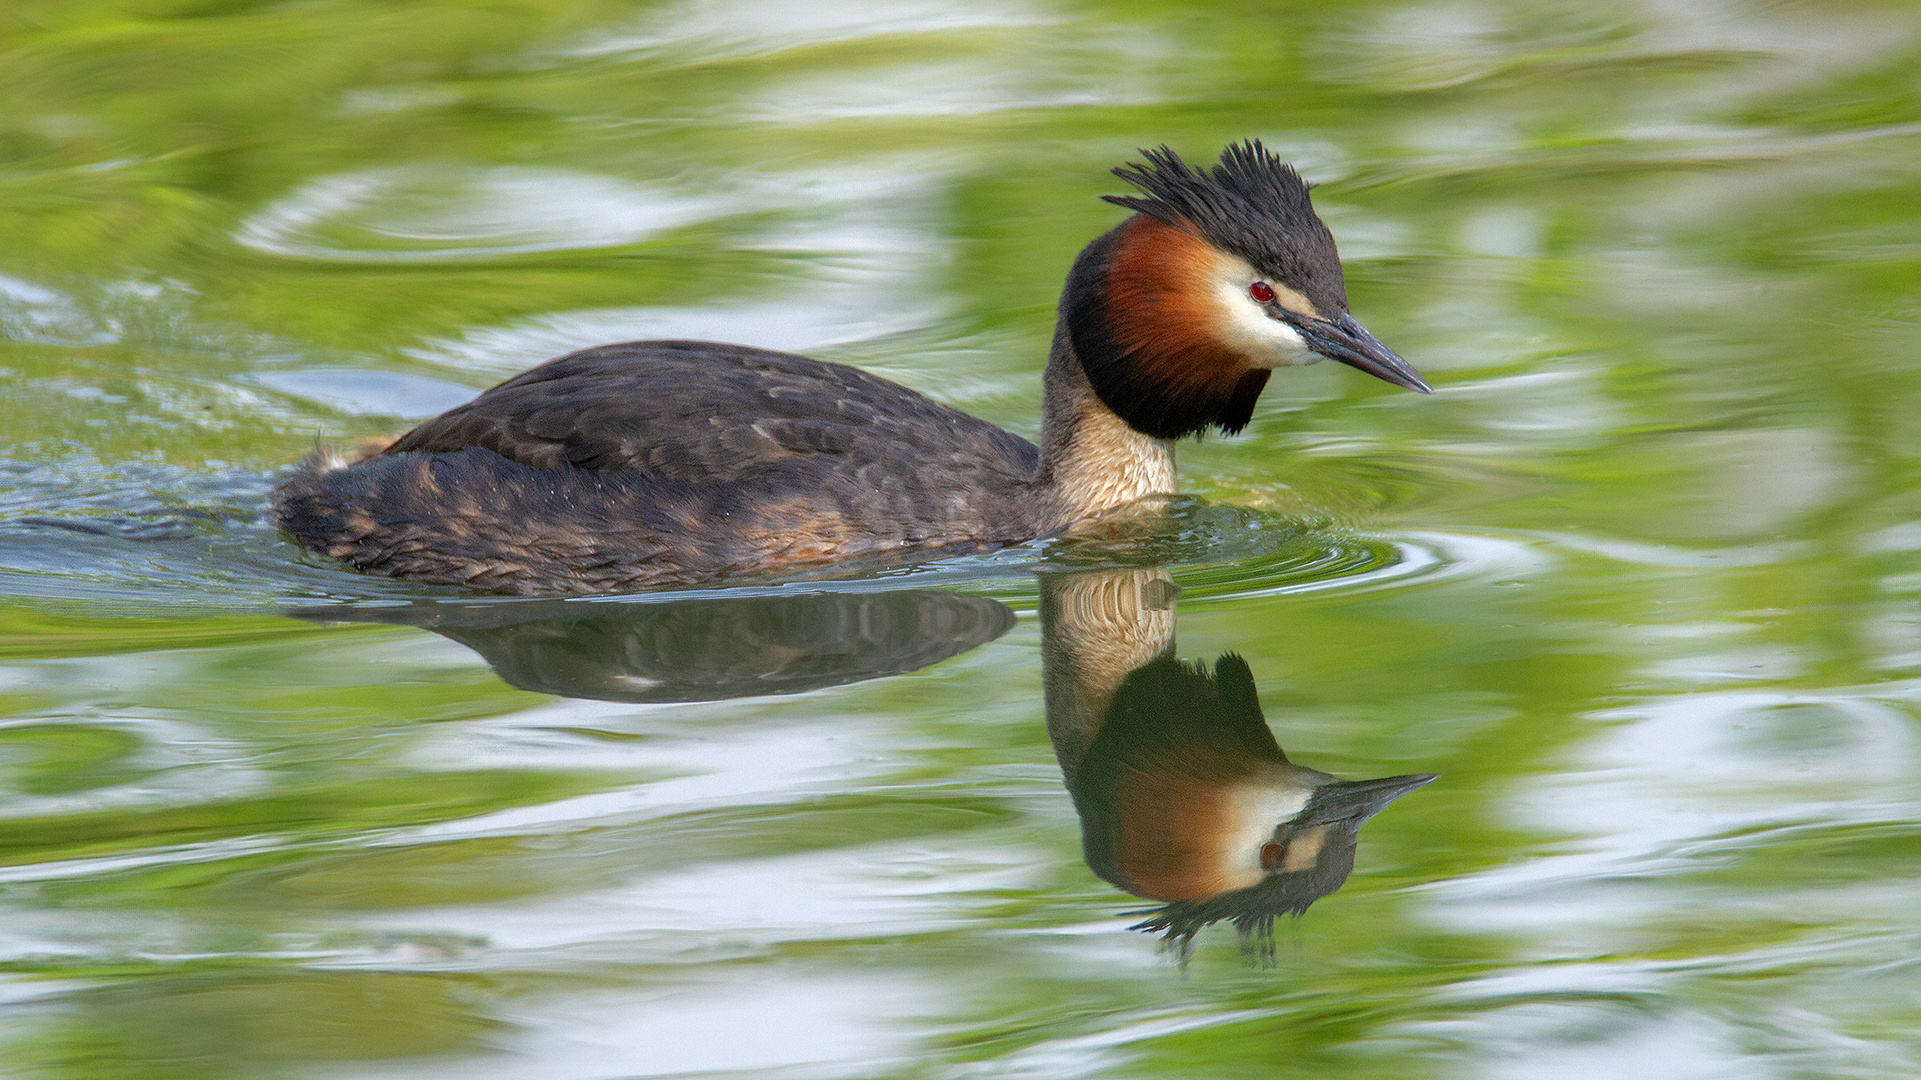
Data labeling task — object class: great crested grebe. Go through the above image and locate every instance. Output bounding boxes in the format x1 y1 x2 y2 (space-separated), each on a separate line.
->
273 142 1430 594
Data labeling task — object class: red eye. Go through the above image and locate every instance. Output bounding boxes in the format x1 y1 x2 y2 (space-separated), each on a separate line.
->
1249 281 1276 303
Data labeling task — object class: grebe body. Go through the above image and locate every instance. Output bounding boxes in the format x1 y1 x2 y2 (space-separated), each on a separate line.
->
274 143 1429 594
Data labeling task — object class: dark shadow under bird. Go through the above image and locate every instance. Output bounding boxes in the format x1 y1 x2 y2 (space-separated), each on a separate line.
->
295 589 1015 703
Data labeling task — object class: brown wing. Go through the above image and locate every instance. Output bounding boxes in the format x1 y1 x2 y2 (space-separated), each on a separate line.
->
386 339 1039 483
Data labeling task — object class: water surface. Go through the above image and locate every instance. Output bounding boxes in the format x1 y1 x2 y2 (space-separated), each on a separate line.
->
4 0 1921 1076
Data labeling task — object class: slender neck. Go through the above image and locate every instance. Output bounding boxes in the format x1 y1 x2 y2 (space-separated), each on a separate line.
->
1040 567 1179 787
1037 320 1178 519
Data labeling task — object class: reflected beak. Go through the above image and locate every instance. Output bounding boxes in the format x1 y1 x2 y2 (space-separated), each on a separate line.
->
1297 312 1432 394
1304 773 1439 826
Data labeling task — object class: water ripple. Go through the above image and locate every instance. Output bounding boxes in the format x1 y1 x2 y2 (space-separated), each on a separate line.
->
235 167 725 263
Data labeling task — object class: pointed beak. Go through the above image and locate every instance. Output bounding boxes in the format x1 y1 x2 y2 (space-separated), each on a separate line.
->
1299 313 1432 394
1305 772 1438 826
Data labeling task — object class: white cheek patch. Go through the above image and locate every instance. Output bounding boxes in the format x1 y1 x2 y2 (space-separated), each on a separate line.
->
1204 258 1322 369
1221 782 1315 884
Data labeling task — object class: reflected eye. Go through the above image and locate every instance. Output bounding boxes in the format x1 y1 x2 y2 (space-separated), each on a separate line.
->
1249 281 1276 304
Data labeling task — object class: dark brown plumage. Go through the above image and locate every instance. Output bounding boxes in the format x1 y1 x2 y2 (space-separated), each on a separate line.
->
273 143 1428 594
275 341 1051 594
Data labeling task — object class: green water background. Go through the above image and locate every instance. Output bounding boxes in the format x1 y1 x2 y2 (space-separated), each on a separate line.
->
4 0 1921 1076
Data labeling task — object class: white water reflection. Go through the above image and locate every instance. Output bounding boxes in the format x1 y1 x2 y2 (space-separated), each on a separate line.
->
334 974 933 1080
401 162 956 372
251 367 481 418
235 167 725 262
1431 680 1921 919
742 58 1155 122
350 840 1037 955
1403 1006 1766 1080
1419 677 1921 1073
0 274 118 346
563 0 1051 63
409 292 946 377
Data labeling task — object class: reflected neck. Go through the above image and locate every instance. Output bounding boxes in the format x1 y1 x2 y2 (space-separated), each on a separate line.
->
1039 567 1179 785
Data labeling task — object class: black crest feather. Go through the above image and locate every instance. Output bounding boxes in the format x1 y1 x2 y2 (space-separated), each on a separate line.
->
1105 141 1348 316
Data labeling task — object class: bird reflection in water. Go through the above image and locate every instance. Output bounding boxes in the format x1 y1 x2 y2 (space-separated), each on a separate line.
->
1041 568 1436 957
297 589 1014 702
304 568 1433 957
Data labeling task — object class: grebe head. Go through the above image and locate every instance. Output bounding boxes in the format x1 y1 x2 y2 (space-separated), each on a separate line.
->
1064 141 1430 441
1069 653 1438 950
